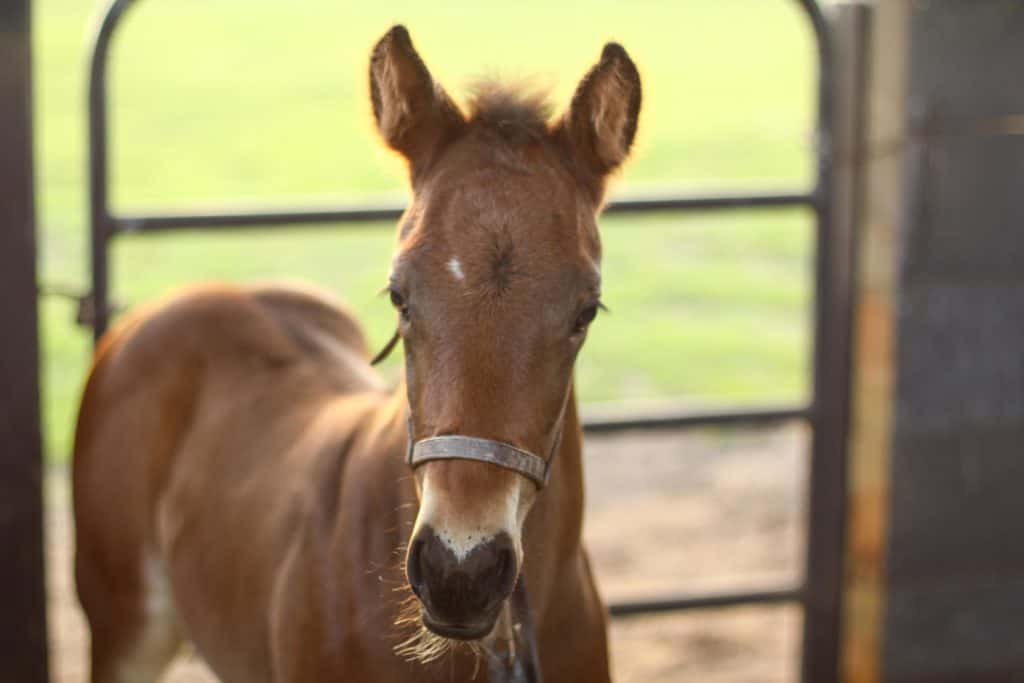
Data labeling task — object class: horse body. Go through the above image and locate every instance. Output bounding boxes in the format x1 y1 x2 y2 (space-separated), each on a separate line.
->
73 284 607 681
74 25 639 683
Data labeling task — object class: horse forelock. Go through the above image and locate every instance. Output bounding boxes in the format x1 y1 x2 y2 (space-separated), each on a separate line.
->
464 79 553 143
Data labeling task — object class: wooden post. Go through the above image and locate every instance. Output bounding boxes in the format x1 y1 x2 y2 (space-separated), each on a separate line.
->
0 0 51 680
883 2 1024 679
839 2 910 682
841 1 1024 680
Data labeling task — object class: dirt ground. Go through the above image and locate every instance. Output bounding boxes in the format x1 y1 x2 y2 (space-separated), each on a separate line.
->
48 424 805 682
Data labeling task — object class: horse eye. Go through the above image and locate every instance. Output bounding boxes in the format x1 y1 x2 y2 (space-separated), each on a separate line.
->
573 304 599 333
388 289 411 322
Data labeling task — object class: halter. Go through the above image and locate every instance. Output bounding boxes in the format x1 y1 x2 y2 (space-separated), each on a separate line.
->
404 418 554 683
376 335 553 682
374 331 561 491
487 578 543 683
407 427 557 489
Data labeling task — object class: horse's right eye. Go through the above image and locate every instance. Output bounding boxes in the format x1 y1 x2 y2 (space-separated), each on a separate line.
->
389 289 411 322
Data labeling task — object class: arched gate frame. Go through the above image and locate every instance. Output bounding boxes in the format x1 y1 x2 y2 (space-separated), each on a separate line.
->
85 2 857 680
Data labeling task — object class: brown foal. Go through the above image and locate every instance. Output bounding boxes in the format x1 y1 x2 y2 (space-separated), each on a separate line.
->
73 26 641 682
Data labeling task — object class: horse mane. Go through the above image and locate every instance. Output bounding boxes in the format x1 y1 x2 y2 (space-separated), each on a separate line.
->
464 79 553 141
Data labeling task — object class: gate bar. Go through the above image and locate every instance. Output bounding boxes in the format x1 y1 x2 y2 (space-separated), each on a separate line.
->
610 585 801 618
800 3 863 682
582 405 808 434
107 191 814 235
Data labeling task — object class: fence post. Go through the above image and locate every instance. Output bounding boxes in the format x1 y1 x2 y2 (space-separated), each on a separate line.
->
839 1 910 681
0 0 51 681
801 3 871 682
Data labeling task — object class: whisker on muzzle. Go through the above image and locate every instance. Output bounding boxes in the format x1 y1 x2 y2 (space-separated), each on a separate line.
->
389 551 485 675
392 581 484 676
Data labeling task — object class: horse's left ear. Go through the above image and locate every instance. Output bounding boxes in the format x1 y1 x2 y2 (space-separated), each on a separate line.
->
555 43 641 199
369 26 465 181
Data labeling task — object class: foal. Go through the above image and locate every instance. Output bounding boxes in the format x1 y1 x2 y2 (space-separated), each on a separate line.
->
73 26 641 682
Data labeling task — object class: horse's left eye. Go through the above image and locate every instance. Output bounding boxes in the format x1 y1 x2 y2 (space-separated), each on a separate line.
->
573 304 599 334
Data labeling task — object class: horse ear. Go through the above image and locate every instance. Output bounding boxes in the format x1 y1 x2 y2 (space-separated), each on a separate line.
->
369 26 465 180
556 43 641 199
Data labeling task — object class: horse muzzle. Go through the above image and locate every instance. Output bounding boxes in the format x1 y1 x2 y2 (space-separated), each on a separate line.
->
406 525 518 640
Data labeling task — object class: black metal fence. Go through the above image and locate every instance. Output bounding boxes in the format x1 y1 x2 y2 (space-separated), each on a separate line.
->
84 1 849 680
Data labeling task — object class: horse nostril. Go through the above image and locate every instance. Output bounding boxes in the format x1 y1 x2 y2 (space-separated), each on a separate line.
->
406 535 427 600
495 543 518 598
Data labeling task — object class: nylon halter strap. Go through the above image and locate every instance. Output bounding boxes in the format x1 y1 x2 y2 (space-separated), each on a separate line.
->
405 417 561 490
375 330 557 489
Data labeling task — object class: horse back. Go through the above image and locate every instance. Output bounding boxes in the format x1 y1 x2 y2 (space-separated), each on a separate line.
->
72 282 387 681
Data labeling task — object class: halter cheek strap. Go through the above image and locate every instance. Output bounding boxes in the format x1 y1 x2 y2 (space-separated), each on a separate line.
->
405 418 562 490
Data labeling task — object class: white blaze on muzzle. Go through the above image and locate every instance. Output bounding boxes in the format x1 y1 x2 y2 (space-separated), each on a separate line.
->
415 467 525 563
405 420 562 563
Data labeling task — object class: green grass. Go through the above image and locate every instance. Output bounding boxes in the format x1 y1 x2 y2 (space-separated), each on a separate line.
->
35 0 816 461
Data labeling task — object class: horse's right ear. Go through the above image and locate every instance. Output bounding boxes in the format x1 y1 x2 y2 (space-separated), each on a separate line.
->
369 26 465 181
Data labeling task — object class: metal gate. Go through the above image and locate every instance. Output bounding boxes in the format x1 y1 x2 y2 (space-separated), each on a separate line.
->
85 2 850 680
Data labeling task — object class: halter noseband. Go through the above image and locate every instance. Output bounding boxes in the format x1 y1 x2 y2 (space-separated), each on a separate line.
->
405 418 561 490
376 330 561 491
377 331 559 491
409 435 552 489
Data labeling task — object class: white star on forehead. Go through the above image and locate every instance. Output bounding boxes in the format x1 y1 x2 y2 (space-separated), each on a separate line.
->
447 257 465 282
